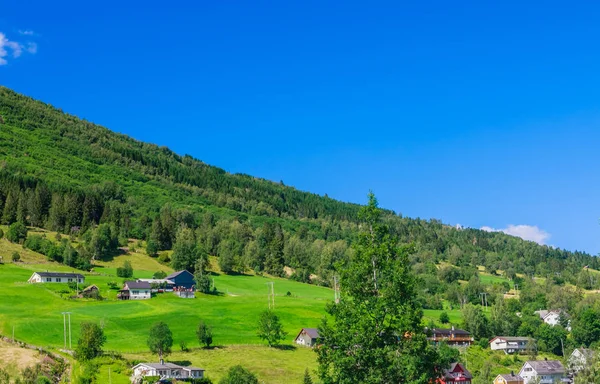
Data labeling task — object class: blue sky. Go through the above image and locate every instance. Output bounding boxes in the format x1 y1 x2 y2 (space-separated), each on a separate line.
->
2 1 600 253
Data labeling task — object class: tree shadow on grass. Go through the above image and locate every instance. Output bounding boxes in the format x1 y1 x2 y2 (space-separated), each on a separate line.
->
272 344 297 351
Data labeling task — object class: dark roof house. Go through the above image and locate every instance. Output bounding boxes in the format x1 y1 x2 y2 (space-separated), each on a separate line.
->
428 327 474 347
166 270 195 289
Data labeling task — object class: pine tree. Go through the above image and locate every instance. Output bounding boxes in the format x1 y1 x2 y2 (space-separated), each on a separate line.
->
47 194 65 231
303 369 313 384
1 191 17 224
27 188 44 227
16 190 27 224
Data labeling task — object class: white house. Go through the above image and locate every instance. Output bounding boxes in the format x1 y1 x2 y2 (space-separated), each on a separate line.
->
490 336 533 354
518 360 565 384
295 328 320 347
28 272 84 284
568 348 595 374
118 281 151 300
131 361 204 381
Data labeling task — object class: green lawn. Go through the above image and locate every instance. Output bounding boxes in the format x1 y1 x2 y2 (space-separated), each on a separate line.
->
0 261 332 352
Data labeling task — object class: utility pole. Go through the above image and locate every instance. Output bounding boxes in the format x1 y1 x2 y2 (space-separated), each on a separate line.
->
12 325 15 342
61 312 72 350
333 276 340 304
266 282 275 309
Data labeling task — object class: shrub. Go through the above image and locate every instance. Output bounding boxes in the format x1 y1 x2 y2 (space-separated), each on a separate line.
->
153 271 167 279
219 365 258 384
12 252 20 262
158 253 170 263
6 222 27 243
116 261 133 278
439 312 450 324
180 340 188 352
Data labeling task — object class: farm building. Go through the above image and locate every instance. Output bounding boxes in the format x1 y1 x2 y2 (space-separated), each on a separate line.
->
427 327 473 347
489 336 533 354
439 362 472 384
118 281 151 300
79 285 100 299
294 328 320 347
165 270 195 289
28 272 84 284
494 372 524 384
131 360 204 381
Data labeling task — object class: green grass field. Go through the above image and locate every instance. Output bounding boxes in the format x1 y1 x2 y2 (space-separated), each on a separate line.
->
0 237 332 383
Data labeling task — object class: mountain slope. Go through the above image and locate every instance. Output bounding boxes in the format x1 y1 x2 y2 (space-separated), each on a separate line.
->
0 86 596 287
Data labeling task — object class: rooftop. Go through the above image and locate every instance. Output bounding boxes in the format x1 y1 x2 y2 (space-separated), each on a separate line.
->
136 362 204 371
34 272 84 278
124 281 151 289
525 360 565 374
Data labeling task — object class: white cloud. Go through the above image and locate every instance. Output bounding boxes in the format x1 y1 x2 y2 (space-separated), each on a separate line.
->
27 42 37 54
19 29 34 36
481 224 550 245
0 32 36 65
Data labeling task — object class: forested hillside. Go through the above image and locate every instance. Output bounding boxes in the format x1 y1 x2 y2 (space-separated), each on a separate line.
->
0 86 597 290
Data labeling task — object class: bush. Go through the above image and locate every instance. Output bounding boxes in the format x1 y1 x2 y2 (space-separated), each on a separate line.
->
219 365 258 384
6 222 27 243
116 261 133 278
439 312 450 324
158 253 170 263
12 251 20 262
153 271 167 279
180 340 188 352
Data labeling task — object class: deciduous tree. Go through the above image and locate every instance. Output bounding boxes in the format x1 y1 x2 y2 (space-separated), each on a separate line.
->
75 322 106 361
256 310 287 347
147 322 173 361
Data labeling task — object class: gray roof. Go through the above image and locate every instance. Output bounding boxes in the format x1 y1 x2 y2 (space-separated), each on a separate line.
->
431 328 471 336
35 272 84 278
573 348 595 359
165 270 193 280
498 373 524 382
491 336 532 342
136 362 204 371
301 328 320 339
124 281 151 289
526 360 565 374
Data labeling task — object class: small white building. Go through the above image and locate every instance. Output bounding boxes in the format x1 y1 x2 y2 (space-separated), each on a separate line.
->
295 328 320 347
490 336 533 354
518 360 566 384
131 361 204 381
568 348 595 374
118 281 151 300
28 272 84 284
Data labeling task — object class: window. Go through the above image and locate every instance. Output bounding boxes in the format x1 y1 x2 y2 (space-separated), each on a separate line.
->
132 290 139 295
68 278 72 282
78 279 82 283
56 278 61 282
46 278 51 282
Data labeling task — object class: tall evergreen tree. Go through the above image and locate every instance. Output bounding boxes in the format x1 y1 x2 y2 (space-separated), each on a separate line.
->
316 193 443 383
1 190 17 224
16 190 27 224
47 193 65 231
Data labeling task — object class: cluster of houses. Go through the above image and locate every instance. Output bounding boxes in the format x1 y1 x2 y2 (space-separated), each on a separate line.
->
27 270 198 300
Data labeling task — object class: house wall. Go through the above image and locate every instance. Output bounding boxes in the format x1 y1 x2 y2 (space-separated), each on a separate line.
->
172 272 195 289
494 377 506 384
29 274 84 283
129 290 151 299
543 313 560 326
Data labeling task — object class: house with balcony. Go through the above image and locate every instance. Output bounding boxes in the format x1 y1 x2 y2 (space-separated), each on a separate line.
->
489 336 533 354
439 362 472 384
427 327 473 347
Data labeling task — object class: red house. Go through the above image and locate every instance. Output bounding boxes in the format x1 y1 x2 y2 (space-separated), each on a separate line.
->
439 363 472 384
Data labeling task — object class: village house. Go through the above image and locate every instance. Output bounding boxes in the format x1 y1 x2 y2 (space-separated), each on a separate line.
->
438 362 472 384
518 360 566 384
568 348 596 374
294 328 320 347
494 372 524 384
118 281 151 300
534 310 564 326
165 270 196 289
131 360 204 381
427 327 474 347
489 336 533 354
28 272 84 284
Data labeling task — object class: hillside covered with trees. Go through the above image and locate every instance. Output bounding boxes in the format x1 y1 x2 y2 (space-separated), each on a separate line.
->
0 86 597 291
